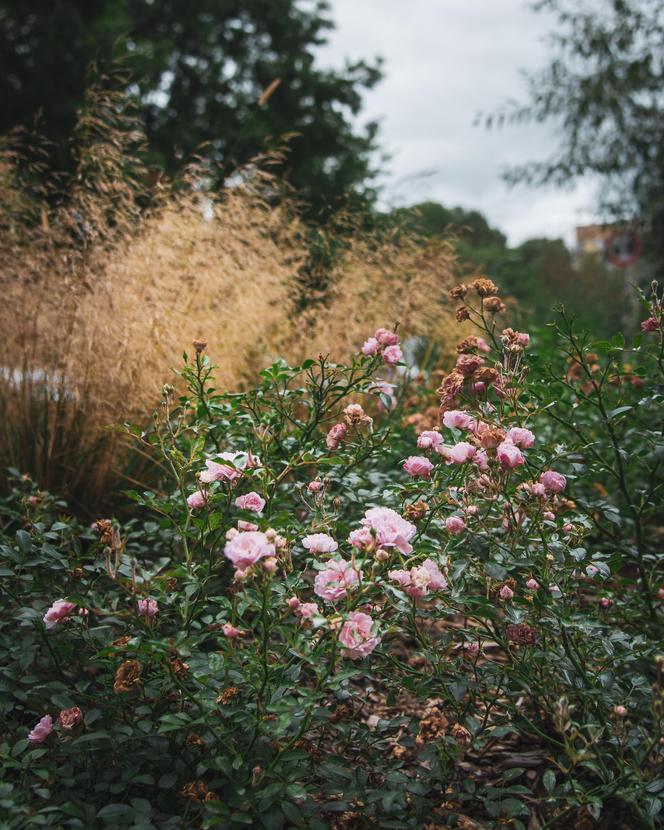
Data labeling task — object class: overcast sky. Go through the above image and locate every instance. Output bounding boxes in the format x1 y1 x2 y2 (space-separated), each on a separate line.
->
319 0 598 246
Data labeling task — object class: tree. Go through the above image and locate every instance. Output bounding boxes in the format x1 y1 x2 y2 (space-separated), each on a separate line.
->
495 0 664 265
0 0 382 218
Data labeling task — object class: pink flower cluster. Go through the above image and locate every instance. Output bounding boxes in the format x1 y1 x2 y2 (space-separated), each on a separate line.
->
348 506 417 556
326 422 347 451
388 558 447 598
338 611 381 659
287 596 320 621
361 328 403 366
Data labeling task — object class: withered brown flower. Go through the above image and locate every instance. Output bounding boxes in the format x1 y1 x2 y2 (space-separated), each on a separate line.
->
113 659 142 693
506 623 539 646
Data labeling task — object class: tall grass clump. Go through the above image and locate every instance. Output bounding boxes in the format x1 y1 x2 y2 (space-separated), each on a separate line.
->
0 85 460 512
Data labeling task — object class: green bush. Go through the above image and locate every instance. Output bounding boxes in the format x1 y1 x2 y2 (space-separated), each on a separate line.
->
1 282 663 829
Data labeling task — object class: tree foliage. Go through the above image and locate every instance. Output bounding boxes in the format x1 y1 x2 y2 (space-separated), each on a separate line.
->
495 0 664 263
0 0 382 218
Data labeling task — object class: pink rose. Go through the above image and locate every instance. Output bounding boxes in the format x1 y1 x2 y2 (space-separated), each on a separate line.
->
43 599 76 630
530 482 546 498
374 327 399 347
222 623 244 638
308 479 323 493
526 578 540 590
314 560 359 602
338 611 381 659
439 442 477 465
302 533 338 553
445 516 466 535
382 344 403 365
540 470 567 493
417 430 443 450
496 440 524 469
613 704 628 717
200 451 252 484
472 449 489 471
287 596 301 610
187 490 207 510
476 337 491 353
234 491 266 513
361 337 381 355
28 715 53 744
326 422 347 450
442 410 474 430
224 531 275 572
238 520 259 532
360 506 417 555
137 598 159 619
296 602 320 620
515 331 530 347
543 511 556 521
507 427 535 448
403 455 434 478
499 585 514 600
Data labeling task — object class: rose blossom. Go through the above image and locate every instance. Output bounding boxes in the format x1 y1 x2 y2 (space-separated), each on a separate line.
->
374 327 399 347
28 715 53 744
137 598 158 619
234 491 266 513
439 441 476 465
307 479 323 493
326 422 347 450
57 707 83 730
187 490 207 510
224 531 275 572
442 410 474 430
388 558 447 598
296 602 320 620
499 585 514 600
200 451 253 484
43 599 76 630
543 511 556 522
530 482 546 498
496 440 524 469
445 516 466 535
417 430 443 450
540 470 567 493
382 344 403 365
360 506 417 555
473 449 489 471
222 623 244 638
403 455 434 478
599 597 612 608
314 559 359 602
338 612 381 659
287 596 301 610
507 427 535 448
302 533 338 554
613 705 628 717
361 336 381 355
526 578 540 590
237 520 259 532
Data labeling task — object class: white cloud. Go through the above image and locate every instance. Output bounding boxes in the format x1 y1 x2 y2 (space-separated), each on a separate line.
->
318 0 599 246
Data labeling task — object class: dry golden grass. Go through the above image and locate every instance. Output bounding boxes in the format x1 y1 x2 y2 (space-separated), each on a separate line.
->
0 86 460 511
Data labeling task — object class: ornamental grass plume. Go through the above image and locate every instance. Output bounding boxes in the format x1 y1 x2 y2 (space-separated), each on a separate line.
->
0 85 461 513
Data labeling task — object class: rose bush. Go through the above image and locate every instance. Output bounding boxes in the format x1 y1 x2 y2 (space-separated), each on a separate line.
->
1 290 663 829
